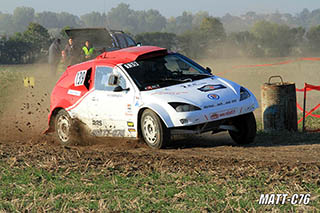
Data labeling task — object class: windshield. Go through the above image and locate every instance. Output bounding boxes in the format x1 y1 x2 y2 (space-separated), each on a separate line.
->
123 53 211 91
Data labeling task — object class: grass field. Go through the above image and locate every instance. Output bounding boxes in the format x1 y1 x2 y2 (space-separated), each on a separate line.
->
0 159 319 212
0 58 319 212
0 138 319 212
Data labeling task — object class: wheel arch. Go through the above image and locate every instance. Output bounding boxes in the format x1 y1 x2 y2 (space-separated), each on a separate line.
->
137 105 174 138
44 107 65 134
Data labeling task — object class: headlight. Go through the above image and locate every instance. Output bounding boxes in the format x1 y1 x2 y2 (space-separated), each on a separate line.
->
240 87 250 101
169 102 201 112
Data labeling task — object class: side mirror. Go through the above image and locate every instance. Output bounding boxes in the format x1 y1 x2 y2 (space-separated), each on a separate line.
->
108 74 119 86
137 42 142 46
206 67 212 74
113 86 123 92
113 86 130 92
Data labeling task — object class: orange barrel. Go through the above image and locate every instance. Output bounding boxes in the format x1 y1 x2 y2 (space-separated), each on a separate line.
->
261 76 297 131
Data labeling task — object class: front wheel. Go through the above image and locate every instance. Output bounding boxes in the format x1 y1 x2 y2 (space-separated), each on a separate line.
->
228 112 256 145
141 109 170 149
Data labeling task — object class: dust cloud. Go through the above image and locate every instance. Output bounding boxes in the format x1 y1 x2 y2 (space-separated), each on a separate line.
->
0 64 58 142
198 55 320 121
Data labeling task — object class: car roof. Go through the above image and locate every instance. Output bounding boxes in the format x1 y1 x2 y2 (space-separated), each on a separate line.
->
95 46 168 65
67 46 168 70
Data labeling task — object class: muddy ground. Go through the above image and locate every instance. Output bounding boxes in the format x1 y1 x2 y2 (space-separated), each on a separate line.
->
0 62 319 176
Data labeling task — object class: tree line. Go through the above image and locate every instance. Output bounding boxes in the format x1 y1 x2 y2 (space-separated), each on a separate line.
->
2 5 320 35
1 4 320 64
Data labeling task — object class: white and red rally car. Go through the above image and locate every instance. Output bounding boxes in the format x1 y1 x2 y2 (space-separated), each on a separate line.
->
46 46 259 149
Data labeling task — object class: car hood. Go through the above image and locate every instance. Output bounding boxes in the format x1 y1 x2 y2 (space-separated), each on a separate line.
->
141 76 243 108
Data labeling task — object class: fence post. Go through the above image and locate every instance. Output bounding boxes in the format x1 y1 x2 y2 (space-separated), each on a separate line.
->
302 83 307 132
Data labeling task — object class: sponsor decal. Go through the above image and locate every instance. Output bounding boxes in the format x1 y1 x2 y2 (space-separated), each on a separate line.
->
92 120 102 126
198 84 226 92
210 109 236 120
128 128 136 132
180 82 206 88
144 84 160 91
127 104 132 111
66 88 95 111
127 121 134 127
107 94 122 98
204 99 237 109
91 129 125 137
67 89 81 96
151 91 188 96
207 93 220 100
210 113 219 120
123 61 139 69
241 104 255 113
204 104 216 109
74 70 87 86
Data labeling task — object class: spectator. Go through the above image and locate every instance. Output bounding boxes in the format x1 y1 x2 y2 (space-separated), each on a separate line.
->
64 38 80 65
82 40 95 60
48 38 61 76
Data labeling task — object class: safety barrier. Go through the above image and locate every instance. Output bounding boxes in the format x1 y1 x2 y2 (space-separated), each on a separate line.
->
296 83 320 132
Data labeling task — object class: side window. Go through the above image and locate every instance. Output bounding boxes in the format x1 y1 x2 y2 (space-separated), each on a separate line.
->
94 66 126 91
124 34 136 47
116 34 127 48
95 66 114 91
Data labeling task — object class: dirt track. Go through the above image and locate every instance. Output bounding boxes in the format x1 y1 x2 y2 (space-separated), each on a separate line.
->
0 63 320 172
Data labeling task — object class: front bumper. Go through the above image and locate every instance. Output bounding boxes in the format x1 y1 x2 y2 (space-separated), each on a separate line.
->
169 98 258 128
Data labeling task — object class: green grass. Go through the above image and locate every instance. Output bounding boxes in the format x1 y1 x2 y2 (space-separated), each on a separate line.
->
297 110 320 132
0 161 319 212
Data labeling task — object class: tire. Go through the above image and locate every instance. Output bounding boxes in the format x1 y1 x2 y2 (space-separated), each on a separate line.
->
55 109 79 146
228 112 256 145
141 109 170 149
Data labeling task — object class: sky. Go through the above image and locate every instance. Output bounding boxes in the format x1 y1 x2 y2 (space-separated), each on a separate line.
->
2 0 320 17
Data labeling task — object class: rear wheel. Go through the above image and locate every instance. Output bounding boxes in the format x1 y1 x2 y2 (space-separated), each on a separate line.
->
55 109 79 145
141 109 170 149
228 112 256 145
